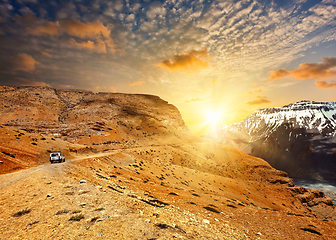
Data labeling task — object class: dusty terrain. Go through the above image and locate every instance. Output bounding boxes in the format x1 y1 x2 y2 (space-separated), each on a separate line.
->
1 86 336 239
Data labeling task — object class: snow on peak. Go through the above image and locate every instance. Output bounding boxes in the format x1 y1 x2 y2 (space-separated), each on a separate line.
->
211 101 336 140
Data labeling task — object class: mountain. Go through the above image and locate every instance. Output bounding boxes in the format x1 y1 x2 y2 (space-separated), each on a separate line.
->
1 87 336 238
0 86 189 144
207 100 336 180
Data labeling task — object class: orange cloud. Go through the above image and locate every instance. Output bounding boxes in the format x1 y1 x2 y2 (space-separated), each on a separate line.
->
248 89 262 94
14 53 39 72
315 80 336 89
156 49 209 71
61 19 111 39
28 18 115 53
69 38 108 53
25 81 51 87
269 57 336 80
91 86 117 93
29 21 60 36
42 51 53 57
129 81 145 86
186 98 204 103
246 96 271 105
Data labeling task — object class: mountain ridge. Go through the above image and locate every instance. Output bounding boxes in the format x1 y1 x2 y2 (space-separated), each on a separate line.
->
1 87 336 238
207 100 336 180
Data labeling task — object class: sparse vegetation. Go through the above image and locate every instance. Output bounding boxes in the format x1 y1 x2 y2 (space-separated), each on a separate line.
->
69 214 84 221
300 228 322 235
56 209 70 215
227 204 237 208
13 208 31 217
141 199 169 208
28 221 39 226
2 152 15 158
203 206 220 213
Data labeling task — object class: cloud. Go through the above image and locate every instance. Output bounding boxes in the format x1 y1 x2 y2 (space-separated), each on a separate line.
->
91 86 117 93
269 57 336 80
186 98 204 103
129 81 145 86
28 18 115 53
156 49 209 71
29 21 60 36
315 80 336 89
147 2 166 19
61 19 111 39
22 81 51 87
69 38 108 53
41 51 52 57
248 89 262 94
13 53 39 72
246 96 271 105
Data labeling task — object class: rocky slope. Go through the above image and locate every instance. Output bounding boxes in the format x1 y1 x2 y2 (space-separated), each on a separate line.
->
207 100 336 180
0 86 189 144
1 87 336 239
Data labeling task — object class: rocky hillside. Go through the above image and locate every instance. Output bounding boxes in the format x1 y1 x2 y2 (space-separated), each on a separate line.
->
1 87 336 238
0 86 189 145
207 101 336 180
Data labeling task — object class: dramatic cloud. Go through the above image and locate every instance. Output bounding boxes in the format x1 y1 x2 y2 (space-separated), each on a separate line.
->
13 53 39 72
156 49 209 72
29 21 60 36
269 58 336 80
129 81 145 86
246 96 271 105
28 18 115 53
315 80 336 89
69 38 108 53
62 19 111 39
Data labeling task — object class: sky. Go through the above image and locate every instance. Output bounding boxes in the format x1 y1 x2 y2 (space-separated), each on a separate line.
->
0 0 335 135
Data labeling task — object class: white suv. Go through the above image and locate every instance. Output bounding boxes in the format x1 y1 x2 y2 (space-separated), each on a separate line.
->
50 152 65 163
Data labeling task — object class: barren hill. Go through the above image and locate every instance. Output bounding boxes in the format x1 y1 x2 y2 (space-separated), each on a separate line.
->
0 86 336 239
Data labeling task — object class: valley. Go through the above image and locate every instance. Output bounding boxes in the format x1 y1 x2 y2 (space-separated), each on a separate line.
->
0 86 336 239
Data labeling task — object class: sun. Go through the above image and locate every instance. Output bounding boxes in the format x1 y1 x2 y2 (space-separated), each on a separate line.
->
204 110 223 128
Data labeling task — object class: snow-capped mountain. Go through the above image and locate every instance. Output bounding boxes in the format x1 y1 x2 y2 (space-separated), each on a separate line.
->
207 101 336 180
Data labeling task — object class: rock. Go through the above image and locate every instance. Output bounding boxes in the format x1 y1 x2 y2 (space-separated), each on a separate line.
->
202 219 210 224
243 229 249 233
145 219 151 223
80 180 87 183
46 194 52 197
257 232 262 236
